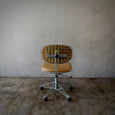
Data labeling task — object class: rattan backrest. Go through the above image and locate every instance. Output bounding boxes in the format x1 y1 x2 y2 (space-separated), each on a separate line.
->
42 44 72 64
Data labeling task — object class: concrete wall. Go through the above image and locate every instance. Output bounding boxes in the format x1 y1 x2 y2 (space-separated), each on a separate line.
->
0 0 115 77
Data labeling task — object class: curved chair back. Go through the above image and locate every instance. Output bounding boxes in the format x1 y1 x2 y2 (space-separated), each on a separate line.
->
42 44 72 64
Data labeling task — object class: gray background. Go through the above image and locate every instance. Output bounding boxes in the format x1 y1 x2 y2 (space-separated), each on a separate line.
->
0 0 115 77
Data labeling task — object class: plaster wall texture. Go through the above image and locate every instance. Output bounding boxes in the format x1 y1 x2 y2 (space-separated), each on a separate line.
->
0 0 115 77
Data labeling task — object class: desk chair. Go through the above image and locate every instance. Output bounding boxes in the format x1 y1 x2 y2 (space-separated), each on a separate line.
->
39 44 73 102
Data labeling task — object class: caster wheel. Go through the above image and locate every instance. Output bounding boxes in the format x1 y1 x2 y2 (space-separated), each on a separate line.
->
70 76 72 78
69 86 74 90
40 86 44 90
43 96 48 102
67 97 72 102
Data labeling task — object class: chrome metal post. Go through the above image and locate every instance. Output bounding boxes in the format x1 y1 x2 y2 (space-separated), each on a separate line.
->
55 74 58 89
55 50 59 89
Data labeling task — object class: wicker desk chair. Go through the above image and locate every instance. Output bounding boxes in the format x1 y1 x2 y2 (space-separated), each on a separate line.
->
40 44 73 102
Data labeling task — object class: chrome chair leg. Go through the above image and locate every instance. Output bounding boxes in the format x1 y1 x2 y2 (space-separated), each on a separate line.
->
58 74 72 78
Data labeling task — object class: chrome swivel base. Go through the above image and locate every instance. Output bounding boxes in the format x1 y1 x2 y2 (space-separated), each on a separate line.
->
39 75 72 102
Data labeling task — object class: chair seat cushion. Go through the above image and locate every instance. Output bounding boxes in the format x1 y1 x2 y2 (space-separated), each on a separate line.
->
41 63 72 72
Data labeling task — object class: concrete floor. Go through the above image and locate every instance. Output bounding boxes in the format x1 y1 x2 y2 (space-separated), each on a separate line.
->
0 77 115 115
